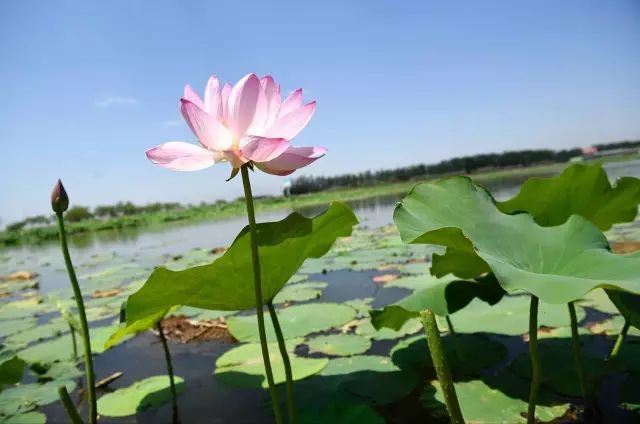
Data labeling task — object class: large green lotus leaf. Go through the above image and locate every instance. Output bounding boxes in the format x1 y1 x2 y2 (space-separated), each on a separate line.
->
0 379 76 416
116 203 357 343
510 343 604 397
607 290 640 329
0 411 46 424
273 281 328 304
299 401 384 424
431 247 490 279
97 375 185 417
497 163 640 231
422 376 568 423
306 334 371 356
343 298 374 318
394 177 640 304
318 355 418 405
31 361 82 383
370 274 504 331
390 333 507 374
215 338 328 388
227 303 357 342
448 296 585 336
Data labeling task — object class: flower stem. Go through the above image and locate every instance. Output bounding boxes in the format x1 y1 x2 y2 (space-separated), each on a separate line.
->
527 296 541 424
445 315 464 362
568 301 588 398
240 165 283 424
58 385 83 424
420 309 464 424
156 320 179 424
55 212 97 424
267 302 296 424
68 323 78 361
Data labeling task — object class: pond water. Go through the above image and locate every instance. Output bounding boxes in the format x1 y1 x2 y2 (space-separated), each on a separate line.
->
2 159 640 424
5 159 640 295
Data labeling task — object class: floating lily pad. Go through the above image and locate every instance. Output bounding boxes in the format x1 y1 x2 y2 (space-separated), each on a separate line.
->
0 411 46 424
215 338 327 389
394 177 640 303
97 375 185 417
510 341 604 396
343 298 374 318
4 318 69 348
355 317 422 340
307 334 371 356
0 379 76 416
227 303 357 342
422 377 568 423
0 351 25 389
273 282 328 304
390 333 507 374
299 401 384 424
0 318 37 339
578 288 620 314
31 361 81 382
446 296 585 336
318 355 418 405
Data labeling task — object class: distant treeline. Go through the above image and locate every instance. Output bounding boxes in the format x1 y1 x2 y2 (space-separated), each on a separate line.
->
6 201 183 231
290 140 640 195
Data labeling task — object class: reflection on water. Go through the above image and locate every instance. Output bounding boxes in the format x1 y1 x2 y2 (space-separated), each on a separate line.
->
3 159 639 294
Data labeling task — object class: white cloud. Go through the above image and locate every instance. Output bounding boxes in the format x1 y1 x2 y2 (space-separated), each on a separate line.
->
94 95 139 108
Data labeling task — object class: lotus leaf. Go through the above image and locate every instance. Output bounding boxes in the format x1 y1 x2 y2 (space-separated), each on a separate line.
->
306 334 371 356
97 375 185 417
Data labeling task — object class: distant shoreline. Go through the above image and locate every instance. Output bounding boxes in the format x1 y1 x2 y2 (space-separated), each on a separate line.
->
2 154 637 248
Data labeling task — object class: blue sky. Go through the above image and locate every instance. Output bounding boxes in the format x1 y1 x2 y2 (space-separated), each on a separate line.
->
1 0 639 224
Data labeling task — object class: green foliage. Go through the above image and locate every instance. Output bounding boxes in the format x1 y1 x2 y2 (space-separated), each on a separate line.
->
394 177 640 303
0 351 25 390
370 274 504 331
64 206 93 223
497 163 640 231
110 203 357 346
97 375 185 417
227 303 357 343
306 334 371 356
215 338 327 389
299 401 384 424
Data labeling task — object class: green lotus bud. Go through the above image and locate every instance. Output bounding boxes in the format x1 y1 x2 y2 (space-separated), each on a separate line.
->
51 179 69 214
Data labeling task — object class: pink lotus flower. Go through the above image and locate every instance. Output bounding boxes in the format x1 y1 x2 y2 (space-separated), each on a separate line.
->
146 73 326 176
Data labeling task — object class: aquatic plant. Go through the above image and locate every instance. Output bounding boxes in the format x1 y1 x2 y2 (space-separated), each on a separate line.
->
128 72 346 424
392 171 640 423
51 180 97 424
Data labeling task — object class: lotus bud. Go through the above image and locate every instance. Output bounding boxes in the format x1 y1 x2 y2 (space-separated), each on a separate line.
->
51 179 69 214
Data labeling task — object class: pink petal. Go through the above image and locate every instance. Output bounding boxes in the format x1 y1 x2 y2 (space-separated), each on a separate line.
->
146 142 219 171
256 146 327 176
180 99 233 151
183 84 205 110
260 76 281 128
264 101 316 140
227 73 261 137
239 136 289 163
204 76 223 119
247 85 269 135
221 83 232 122
277 89 303 119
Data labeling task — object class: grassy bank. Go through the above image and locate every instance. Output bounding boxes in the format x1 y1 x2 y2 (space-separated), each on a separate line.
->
2 155 637 247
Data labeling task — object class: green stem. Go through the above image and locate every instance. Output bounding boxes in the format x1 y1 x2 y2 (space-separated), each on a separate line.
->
267 302 296 424
240 165 283 424
55 212 96 424
607 320 630 363
420 310 464 424
58 385 83 424
69 323 78 361
527 296 541 424
445 315 464 362
568 301 588 398
156 320 179 424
